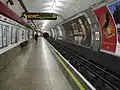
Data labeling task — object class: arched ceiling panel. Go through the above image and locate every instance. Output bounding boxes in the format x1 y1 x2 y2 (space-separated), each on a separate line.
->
22 0 98 31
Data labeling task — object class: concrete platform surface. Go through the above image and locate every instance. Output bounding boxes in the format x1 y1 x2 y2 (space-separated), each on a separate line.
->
0 38 72 90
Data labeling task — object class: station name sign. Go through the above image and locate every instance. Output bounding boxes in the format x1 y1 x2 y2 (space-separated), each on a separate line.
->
27 13 57 20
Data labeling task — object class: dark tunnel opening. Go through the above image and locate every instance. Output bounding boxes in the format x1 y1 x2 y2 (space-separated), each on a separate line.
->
43 32 49 38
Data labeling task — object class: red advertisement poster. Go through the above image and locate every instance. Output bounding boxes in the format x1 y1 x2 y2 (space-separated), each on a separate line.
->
94 6 117 53
108 0 120 55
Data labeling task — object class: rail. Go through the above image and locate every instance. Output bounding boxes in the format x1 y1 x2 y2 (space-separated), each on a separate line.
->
47 38 120 90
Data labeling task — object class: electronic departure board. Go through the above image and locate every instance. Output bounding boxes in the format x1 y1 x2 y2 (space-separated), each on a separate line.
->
27 13 57 20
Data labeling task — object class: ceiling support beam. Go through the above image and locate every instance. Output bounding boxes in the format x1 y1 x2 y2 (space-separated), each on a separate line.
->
17 0 37 29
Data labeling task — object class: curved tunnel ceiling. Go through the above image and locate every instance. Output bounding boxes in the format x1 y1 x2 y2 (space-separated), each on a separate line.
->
22 0 98 31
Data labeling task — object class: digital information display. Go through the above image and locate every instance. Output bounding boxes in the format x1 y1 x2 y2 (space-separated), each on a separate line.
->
27 13 57 20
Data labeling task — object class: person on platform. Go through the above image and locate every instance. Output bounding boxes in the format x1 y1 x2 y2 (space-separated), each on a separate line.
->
35 32 38 42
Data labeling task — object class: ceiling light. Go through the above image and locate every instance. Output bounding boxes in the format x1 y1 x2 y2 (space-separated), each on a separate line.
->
54 1 63 7
42 20 49 30
52 3 56 9
42 26 44 30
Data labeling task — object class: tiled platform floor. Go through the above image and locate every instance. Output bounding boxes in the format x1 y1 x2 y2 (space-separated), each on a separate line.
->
0 38 72 90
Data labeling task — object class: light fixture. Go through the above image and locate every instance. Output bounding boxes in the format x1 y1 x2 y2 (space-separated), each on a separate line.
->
42 26 44 30
28 21 30 23
20 12 26 18
52 3 56 9
7 0 14 5
54 1 63 7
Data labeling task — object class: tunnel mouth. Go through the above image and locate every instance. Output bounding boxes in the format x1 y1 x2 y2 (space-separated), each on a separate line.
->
43 32 49 38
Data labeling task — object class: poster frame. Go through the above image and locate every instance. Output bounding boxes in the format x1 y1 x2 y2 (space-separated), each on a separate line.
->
2 25 7 47
11 26 17 44
93 5 117 53
16 28 19 42
107 0 120 56
0 24 3 49
6 25 10 45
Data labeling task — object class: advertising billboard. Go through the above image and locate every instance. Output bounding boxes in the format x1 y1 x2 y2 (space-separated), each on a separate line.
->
3 25 7 46
0 24 2 48
6 26 10 45
79 16 91 47
11 27 16 43
107 0 120 55
94 6 117 53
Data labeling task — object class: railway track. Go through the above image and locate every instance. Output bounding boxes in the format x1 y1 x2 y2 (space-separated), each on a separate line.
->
47 38 120 90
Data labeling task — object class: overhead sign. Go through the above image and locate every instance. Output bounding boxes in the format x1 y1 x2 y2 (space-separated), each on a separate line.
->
27 13 57 20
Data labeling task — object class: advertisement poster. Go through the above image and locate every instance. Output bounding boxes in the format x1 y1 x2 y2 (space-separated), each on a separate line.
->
26 30 28 40
79 16 91 47
22 29 25 41
19 29 22 42
8 26 11 45
30 30 33 39
108 0 120 55
3 25 7 46
12 27 16 43
0 25 2 48
25 30 26 41
94 6 117 53
25 30 28 41
17 28 19 42
6 26 10 45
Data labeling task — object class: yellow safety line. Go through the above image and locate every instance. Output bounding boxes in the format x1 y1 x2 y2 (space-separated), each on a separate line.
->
55 55 85 90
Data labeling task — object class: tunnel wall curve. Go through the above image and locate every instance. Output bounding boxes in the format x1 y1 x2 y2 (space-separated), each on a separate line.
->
49 0 120 75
